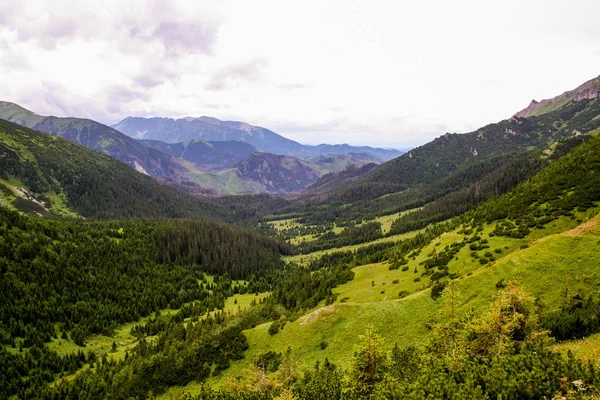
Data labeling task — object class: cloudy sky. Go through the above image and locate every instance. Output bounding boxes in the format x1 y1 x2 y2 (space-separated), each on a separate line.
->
0 0 598 148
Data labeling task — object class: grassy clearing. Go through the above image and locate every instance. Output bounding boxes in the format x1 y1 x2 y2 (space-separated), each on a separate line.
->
363 207 424 234
284 229 425 266
267 218 326 246
42 283 269 387
267 218 299 232
220 292 271 316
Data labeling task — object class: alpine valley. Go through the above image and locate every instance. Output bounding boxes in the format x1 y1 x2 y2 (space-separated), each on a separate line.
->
1 74 600 400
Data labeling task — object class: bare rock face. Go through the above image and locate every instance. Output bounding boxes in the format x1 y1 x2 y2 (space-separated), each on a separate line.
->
514 75 600 118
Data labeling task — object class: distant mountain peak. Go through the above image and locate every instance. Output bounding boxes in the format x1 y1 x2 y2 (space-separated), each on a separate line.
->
514 75 600 118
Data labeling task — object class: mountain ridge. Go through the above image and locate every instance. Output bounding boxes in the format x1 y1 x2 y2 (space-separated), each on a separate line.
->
113 115 403 161
514 74 600 118
0 118 228 219
0 101 184 179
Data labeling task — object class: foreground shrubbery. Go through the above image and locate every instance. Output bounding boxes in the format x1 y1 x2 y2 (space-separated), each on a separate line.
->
183 282 600 400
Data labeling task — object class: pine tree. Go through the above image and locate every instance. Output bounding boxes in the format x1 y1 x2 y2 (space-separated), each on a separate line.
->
349 325 387 398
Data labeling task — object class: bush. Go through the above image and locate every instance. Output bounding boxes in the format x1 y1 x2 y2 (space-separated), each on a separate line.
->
268 320 282 335
431 281 448 300
255 351 283 372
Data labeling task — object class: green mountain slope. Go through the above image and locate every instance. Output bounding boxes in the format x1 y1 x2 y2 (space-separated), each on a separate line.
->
369 96 600 187
0 205 290 398
0 102 184 179
0 119 228 219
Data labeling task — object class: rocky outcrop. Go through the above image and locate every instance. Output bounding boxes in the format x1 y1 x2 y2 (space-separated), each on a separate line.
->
514 75 600 118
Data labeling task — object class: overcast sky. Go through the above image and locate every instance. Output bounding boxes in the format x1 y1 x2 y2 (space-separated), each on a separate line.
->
0 0 598 148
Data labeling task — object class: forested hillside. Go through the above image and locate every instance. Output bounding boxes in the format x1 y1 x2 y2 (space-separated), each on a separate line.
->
0 102 184 179
252 95 600 253
2 76 600 400
0 119 227 219
0 206 292 398
2 126 597 399
286 83 599 211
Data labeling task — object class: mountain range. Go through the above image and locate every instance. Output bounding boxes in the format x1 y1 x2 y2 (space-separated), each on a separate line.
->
113 115 403 161
0 103 403 195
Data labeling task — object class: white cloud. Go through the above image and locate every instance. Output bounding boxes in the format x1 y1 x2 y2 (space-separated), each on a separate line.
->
0 0 599 147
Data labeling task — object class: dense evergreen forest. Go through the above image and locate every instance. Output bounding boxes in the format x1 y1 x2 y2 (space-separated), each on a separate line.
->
0 207 292 398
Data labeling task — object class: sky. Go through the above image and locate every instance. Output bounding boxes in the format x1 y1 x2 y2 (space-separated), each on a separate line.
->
0 0 599 148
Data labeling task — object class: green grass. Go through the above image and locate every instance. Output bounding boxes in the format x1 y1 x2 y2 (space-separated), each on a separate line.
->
199 213 600 392
289 234 318 245
356 208 422 235
530 97 573 117
267 218 345 246
48 308 180 359
555 333 600 368
284 229 424 266
268 218 299 232
43 287 269 387
220 292 271 316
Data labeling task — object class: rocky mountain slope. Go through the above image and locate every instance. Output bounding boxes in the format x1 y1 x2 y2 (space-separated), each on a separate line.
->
514 74 600 118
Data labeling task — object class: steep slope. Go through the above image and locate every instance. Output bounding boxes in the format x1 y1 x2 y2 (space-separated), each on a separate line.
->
139 138 257 168
114 116 309 157
0 205 290 399
0 119 229 219
369 97 600 187
0 102 184 178
301 163 380 197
